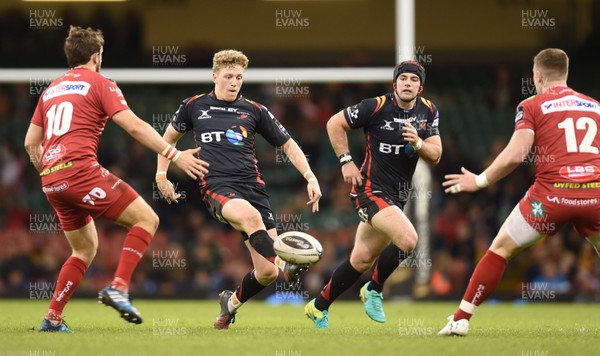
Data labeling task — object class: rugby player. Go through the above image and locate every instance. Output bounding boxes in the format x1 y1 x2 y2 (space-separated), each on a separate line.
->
25 26 208 332
439 48 600 336
305 61 442 328
155 49 322 329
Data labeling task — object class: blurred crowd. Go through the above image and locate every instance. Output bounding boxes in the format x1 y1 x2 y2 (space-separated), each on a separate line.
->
1 5 599 303
1 67 599 303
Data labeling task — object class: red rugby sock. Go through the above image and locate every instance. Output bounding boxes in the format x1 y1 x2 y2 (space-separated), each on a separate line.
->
112 226 152 292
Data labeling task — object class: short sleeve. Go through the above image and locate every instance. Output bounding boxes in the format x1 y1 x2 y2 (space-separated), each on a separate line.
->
171 98 193 133
514 99 535 132
256 104 290 146
421 102 440 139
343 97 379 129
99 77 130 118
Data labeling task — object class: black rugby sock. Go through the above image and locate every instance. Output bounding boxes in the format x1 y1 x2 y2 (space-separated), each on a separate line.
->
368 243 410 293
248 230 277 263
315 259 362 311
235 270 267 303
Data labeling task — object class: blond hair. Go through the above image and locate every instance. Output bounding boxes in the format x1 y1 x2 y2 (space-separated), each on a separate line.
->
212 49 249 73
533 48 569 81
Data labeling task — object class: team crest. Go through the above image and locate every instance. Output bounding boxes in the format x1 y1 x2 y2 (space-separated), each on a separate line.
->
530 201 546 218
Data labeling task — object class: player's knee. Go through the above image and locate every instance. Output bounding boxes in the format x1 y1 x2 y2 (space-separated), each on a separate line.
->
398 233 418 253
72 244 97 265
140 210 159 235
349 254 375 273
255 264 279 285
239 213 264 234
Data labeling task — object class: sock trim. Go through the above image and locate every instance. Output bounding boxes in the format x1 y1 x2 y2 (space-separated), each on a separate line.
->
459 299 477 315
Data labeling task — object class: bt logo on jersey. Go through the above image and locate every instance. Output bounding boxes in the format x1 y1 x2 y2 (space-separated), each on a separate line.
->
379 142 404 154
199 131 225 143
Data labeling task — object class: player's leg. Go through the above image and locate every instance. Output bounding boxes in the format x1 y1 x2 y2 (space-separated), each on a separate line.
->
358 206 417 322
98 188 157 325
40 219 97 332
586 233 600 256
439 204 545 336
306 221 389 329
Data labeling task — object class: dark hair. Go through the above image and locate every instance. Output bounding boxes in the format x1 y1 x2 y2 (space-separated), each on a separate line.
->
64 26 104 68
533 48 568 80
393 61 425 85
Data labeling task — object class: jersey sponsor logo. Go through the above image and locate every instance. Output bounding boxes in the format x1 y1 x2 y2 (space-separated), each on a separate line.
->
225 125 248 146
552 181 600 189
209 106 238 113
199 131 225 142
39 161 73 176
42 144 67 165
42 181 69 194
547 195 598 206
347 105 359 123
515 106 524 122
197 110 212 120
379 120 394 131
558 165 600 182
43 81 91 102
379 142 404 154
540 95 600 115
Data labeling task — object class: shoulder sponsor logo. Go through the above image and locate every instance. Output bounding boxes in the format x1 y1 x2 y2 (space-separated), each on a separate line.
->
347 105 359 123
515 106 524 122
42 181 69 194
541 95 600 114
197 110 212 120
43 81 91 102
559 165 600 182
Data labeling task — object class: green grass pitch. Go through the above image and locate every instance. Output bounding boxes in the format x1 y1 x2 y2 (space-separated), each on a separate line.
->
1 299 599 356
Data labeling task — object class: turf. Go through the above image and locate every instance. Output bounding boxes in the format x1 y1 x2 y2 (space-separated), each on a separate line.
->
1 299 599 356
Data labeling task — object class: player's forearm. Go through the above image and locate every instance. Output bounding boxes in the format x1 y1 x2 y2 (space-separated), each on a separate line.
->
481 130 533 187
417 140 442 165
281 139 314 180
25 144 43 172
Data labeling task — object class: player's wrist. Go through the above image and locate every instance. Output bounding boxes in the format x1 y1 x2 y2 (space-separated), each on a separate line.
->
156 171 167 181
475 172 489 188
339 152 353 166
410 137 423 151
303 170 316 181
161 144 181 162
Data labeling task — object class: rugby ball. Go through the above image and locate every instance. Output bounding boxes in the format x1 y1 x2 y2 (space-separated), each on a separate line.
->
273 231 323 265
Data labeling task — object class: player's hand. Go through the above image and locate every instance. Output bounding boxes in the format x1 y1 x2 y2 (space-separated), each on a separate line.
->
172 147 209 179
442 167 479 194
155 175 181 204
306 179 322 213
402 122 419 145
342 162 363 187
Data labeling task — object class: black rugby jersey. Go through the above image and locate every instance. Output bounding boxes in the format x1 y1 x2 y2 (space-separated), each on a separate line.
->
171 91 291 186
343 93 440 196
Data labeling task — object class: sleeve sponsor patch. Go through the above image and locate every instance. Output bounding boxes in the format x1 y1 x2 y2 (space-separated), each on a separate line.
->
515 106 524 123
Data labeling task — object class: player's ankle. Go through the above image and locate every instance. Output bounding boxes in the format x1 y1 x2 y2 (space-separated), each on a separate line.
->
111 278 129 293
45 309 63 325
228 293 243 314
